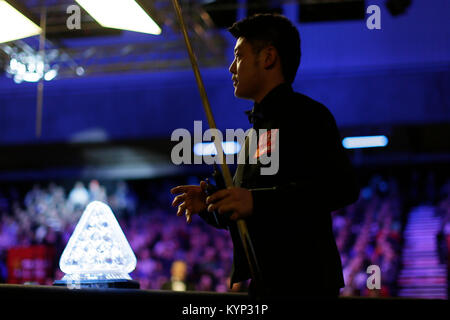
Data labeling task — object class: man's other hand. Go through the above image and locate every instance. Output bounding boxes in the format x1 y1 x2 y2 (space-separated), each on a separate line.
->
205 187 253 221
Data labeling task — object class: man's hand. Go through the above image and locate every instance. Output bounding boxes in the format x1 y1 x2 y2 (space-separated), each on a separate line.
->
206 187 253 221
170 181 209 224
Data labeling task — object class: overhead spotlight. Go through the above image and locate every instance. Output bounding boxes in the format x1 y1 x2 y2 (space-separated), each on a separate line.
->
0 0 41 43
76 66 85 76
5 49 59 83
75 0 161 35
342 135 389 149
44 68 58 81
386 0 412 16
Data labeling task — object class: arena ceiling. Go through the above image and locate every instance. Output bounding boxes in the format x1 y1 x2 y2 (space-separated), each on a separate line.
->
0 0 370 80
0 0 230 79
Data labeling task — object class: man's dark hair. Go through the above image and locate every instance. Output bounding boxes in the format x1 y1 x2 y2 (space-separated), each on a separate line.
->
228 13 301 84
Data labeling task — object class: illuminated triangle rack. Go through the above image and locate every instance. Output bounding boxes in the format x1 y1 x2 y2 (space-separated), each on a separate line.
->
54 201 139 289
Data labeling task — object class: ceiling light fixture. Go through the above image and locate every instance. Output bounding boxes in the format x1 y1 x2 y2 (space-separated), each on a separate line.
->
75 0 161 35
0 0 41 43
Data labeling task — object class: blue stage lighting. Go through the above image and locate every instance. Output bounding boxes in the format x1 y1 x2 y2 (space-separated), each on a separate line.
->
342 135 389 149
193 141 241 156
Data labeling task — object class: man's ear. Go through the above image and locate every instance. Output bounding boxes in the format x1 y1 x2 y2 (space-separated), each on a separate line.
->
262 46 278 70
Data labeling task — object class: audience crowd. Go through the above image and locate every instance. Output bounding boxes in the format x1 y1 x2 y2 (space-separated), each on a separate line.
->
0 172 448 296
0 178 237 292
332 176 403 296
436 180 450 275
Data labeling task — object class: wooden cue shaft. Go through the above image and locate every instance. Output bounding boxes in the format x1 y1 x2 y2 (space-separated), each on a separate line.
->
36 6 46 138
171 0 261 283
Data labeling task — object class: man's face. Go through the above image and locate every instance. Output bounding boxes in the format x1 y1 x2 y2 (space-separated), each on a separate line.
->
229 37 263 101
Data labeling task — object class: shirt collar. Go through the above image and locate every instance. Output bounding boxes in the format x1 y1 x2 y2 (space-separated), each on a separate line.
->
245 82 293 124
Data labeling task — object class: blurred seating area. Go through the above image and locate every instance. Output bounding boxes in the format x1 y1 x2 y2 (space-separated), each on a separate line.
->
332 176 403 297
0 171 449 297
0 178 238 292
437 180 450 268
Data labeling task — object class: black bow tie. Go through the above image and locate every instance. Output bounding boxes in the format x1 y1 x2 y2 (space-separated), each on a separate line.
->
244 109 264 124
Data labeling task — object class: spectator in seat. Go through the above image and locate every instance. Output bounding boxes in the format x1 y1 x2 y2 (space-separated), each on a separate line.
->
161 260 194 292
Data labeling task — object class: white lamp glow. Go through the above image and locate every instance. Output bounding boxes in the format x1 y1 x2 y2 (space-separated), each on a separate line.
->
194 141 241 156
342 135 389 149
59 201 137 284
0 0 41 43
75 0 161 35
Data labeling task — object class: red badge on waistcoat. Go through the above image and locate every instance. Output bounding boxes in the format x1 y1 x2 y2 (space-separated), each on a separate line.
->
253 129 278 159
